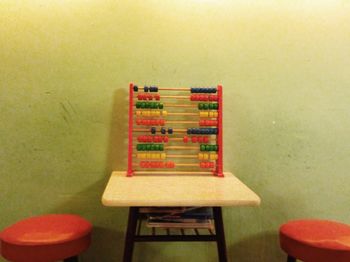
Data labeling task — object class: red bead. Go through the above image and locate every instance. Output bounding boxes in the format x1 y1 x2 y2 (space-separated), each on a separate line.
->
198 136 203 143
159 119 165 126
183 136 189 143
155 94 160 100
163 136 169 143
203 136 209 143
191 136 198 143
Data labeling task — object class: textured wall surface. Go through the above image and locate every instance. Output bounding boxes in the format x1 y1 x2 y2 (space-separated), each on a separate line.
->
1 1 350 261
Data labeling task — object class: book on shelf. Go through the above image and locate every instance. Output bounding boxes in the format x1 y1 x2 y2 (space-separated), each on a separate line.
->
144 207 214 229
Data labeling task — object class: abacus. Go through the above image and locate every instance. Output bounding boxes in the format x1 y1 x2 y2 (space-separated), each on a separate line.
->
127 83 223 177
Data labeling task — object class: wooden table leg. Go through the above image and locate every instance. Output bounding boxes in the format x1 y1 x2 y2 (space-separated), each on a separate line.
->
213 207 227 262
123 207 139 262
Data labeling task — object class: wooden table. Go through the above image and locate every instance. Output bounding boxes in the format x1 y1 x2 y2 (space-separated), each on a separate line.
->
102 171 260 262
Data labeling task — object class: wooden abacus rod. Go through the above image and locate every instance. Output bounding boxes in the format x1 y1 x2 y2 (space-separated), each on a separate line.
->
133 171 215 175
167 112 198 116
166 121 198 124
165 146 198 150
158 88 190 91
166 154 198 158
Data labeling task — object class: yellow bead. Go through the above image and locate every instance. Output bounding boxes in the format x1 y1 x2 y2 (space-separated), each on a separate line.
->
136 110 142 116
155 111 161 117
146 153 151 159
210 154 218 160
203 153 209 160
198 153 203 160
162 110 168 117
214 111 218 118
209 111 214 117
161 153 166 159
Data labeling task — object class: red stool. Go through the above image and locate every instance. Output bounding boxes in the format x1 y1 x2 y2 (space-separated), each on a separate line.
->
279 219 350 262
0 214 92 262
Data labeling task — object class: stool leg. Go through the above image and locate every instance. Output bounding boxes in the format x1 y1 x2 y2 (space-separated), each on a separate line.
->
123 207 139 262
287 255 296 262
213 207 227 262
64 256 79 262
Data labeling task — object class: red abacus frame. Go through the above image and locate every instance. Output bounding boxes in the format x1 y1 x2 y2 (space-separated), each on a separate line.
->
127 83 223 177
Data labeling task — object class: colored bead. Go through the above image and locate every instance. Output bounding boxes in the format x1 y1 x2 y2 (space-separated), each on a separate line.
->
161 127 166 134
183 136 189 143
151 127 156 134
191 136 197 143
159 144 164 151
210 154 218 160
133 85 138 92
161 153 166 159
198 136 203 143
200 144 206 151
155 94 160 100
187 128 191 134
158 103 163 109
144 86 149 92
168 128 173 134
203 103 209 110
163 136 169 143
198 103 203 110
198 153 204 160
203 153 209 160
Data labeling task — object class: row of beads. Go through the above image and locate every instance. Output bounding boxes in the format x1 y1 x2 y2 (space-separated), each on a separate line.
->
199 120 218 126
191 87 217 93
200 144 218 152
135 102 164 109
150 127 173 134
136 119 165 126
136 153 218 160
140 161 175 168
136 110 217 118
136 119 217 126
133 86 158 92
183 136 209 143
137 153 167 159
187 128 218 135
199 153 218 160
199 111 218 118
200 162 215 168
190 94 218 101
137 135 169 143
137 93 160 101
198 103 219 110
136 144 164 151
136 110 168 117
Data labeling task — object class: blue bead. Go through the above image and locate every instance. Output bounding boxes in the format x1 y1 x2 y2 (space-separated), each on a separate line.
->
154 86 158 92
144 86 149 92
187 128 191 134
214 128 218 134
161 127 166 134
133 85 138 92
168 128 173 134
151 127 156 134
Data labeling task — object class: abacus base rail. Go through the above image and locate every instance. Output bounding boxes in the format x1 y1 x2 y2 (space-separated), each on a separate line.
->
122 207 227 262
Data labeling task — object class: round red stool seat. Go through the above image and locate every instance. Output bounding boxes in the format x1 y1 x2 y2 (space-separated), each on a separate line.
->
0 214 92 262
280 219 350 262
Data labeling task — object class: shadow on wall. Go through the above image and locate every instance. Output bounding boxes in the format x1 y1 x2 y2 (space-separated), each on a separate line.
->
49 88 130 261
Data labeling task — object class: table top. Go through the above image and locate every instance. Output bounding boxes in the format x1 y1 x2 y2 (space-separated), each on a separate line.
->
102 171 260 207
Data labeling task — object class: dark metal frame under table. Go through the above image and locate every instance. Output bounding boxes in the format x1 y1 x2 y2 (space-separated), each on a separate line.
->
123 206 227 262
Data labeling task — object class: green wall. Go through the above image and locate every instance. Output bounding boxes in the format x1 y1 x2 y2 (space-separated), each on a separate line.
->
1 1 350 261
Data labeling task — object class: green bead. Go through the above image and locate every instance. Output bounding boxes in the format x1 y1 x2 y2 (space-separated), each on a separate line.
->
158 103 163 109
209 103 214 109
150 102 155 109
159 144 164 151
137 144 141 151
150 144 155 150
136 102 141 108
213 103 218 109
146 144 151 151
204 145 210 151
200 144 206 151
140 102 146 108
203 103 209 110
198 103 203 110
